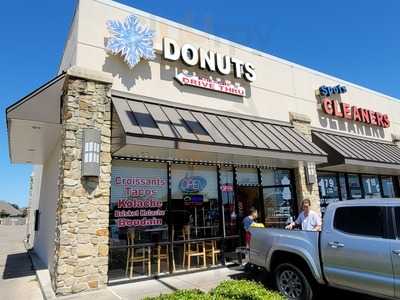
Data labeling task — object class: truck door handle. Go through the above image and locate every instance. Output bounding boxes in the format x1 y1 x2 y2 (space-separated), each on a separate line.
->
393 250 400 256
328 241 344 249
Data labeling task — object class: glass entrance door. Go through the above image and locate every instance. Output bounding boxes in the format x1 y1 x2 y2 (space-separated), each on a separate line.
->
237 186 261 245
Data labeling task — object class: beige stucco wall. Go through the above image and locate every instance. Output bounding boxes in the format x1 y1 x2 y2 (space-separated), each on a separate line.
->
33 140 60 268
59 0 400 142
26 165 43 249
59 6 79 73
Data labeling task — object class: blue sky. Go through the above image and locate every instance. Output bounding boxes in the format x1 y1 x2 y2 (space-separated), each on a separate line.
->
1 0 399 207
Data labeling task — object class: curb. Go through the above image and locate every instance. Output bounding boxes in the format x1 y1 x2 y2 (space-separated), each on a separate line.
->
29 250 57 300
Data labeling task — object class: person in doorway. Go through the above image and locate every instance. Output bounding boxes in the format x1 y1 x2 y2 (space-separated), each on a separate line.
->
285 199 322 231
243 208 258 248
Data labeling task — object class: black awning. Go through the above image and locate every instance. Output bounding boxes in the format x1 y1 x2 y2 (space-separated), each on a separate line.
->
112 96 327 163
312 130 400 171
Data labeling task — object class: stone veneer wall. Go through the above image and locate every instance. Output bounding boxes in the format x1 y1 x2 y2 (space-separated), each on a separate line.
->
52 72 112 295
289 112 321 215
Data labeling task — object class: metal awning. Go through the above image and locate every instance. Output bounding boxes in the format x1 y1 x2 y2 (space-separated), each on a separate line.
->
112 97 327 167
312 130 400 174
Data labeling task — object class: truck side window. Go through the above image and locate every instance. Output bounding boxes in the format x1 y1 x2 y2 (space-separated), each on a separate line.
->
334 206 384 238
395 207 400 238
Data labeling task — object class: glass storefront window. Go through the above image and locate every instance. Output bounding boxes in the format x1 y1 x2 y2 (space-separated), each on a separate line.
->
220 167 236 237
318 173 339 213
220 167 239 263
339 173 348 200
171 164 220 271
318 171 400 211
261 169 294 228
362 175 381 198
263 186 293 228
261 169 291 186
236 168 258 185
382 176 395 198
109 160 168 279
348 174 362 199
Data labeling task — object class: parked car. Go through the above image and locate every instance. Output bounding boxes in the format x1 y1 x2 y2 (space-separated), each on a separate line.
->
249 199 400 300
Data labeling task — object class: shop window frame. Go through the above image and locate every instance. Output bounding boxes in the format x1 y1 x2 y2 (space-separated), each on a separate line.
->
317 171 341 208
109 157 298 283
111 157 277 282
260 168 298 227
316 170 400 204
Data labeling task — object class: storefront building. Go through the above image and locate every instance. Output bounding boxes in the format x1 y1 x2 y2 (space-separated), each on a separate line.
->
6 0 400 295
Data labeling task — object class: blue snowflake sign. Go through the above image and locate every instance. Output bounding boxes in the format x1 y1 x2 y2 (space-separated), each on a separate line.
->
106 15 156 69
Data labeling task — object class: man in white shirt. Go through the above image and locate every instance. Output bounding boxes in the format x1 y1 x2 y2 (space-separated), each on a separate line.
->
285 199 322 231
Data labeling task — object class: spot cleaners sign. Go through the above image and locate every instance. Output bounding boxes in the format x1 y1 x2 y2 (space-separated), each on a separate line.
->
321 97 390 128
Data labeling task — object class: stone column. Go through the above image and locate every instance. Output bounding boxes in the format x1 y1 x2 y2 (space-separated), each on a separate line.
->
52 67 113 295
289 112 321 215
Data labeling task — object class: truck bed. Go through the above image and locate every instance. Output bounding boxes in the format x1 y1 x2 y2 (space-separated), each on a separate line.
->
249 227 324 283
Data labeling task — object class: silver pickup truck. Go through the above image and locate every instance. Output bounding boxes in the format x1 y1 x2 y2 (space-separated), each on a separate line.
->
249 199 400 300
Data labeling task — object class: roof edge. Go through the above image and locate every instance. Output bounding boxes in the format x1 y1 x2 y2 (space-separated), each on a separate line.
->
312 128 394 145
94 0 400 102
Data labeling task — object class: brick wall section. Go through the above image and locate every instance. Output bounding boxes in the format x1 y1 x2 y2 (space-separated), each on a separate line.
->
52 76 112 295
289 112 321 215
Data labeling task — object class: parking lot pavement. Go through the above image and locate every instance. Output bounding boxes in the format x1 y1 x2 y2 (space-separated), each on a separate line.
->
0 225 43 300
0 224 382 300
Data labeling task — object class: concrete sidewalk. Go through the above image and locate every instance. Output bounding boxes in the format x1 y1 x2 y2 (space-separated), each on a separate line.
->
58 267 244 300
0 225 43 300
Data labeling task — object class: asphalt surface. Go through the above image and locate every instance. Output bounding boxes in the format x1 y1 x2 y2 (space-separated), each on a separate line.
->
0 224 43 300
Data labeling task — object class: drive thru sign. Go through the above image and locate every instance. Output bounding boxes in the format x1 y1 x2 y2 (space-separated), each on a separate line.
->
175 73 246 97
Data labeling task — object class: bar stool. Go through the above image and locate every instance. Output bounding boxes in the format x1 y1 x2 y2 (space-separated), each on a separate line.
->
205 240 221 266
182 225 206 270
125 230 151 278
154 244 172 274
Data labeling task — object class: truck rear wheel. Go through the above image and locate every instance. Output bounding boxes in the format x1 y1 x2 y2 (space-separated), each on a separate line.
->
274 263 314 300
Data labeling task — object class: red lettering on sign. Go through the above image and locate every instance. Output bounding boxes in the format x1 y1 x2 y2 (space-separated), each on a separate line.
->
360 109 370 124
383 114 390 128
341 103 351 119
322 98 333 115
369 110 377 125
352 106 362 122
333 100 343 117
321 99 389 128
375 112 383 127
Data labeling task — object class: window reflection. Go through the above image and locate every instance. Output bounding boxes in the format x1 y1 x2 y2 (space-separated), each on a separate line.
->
220 167 236 236
317 173 339 213
261 169 294 228
262 169 291 186
382 176 395 198
109 161 168 279
171 164 221 271
236 168 258 185
361 175 381 198
348 174 362 199
339 173 347 200
263 187 293 227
